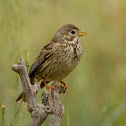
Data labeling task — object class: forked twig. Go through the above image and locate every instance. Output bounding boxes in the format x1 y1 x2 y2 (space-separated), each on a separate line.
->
12 57 65 126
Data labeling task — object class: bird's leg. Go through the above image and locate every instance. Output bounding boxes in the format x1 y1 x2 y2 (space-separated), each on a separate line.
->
60 81 67 92
43 79 56 91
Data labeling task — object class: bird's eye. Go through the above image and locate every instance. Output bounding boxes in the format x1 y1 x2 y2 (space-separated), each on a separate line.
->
71 31 75 34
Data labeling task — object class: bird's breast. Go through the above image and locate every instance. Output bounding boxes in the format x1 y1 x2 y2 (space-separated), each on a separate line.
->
50 42 83 79
36 42 83 82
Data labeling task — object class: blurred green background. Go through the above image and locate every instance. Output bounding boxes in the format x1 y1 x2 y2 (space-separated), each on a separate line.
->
0 0 126 126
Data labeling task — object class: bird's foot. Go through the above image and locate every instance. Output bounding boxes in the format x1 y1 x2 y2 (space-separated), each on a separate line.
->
46 85 57 91
43 79 56 91
60 81 67 93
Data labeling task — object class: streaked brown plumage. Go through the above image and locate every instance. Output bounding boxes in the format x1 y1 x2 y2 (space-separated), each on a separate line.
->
16 24 87 102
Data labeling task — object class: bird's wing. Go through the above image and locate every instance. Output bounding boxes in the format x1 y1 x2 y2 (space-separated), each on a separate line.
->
29 41 56 78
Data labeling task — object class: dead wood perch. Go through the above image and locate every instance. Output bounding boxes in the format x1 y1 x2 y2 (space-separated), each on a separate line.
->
12 57 65 126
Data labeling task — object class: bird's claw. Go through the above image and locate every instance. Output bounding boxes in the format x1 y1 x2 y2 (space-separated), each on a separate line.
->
60 81 67 93
46 85 57 91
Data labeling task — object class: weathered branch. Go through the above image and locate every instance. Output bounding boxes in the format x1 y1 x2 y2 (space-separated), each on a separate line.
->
12 57 65 126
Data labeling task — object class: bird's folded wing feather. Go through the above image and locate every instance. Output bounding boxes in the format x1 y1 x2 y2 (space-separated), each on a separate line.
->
29 41 56 78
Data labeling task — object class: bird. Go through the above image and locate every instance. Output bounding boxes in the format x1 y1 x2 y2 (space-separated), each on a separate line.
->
16 24 87 102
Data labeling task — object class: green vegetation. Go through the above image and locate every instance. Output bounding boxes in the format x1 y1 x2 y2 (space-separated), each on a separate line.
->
0 0 126 125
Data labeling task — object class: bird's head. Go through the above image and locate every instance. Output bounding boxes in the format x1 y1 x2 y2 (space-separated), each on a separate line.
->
53 24 87 44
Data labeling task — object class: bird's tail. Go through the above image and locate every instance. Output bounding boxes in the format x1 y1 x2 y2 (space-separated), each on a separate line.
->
15 77 34 102
15 79 50 102
15 91 26 102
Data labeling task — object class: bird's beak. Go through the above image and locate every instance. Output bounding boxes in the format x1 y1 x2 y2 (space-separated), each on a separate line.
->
78 31 87 37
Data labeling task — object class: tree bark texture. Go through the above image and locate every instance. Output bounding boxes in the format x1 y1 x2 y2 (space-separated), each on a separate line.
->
12 57 65 126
